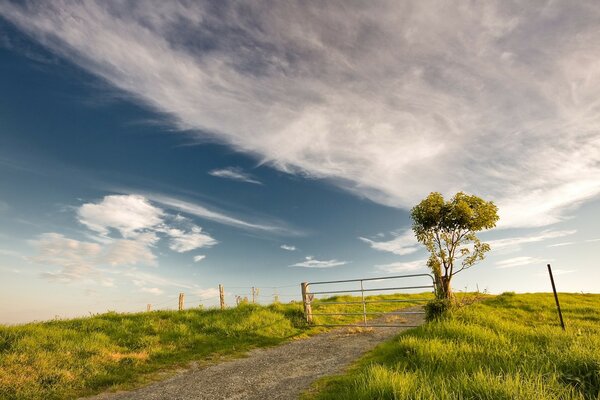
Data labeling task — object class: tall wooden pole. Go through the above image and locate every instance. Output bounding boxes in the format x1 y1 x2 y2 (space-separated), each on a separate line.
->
547 264 565 331
301 282 313 324
178 292 185 311
219 284 225 310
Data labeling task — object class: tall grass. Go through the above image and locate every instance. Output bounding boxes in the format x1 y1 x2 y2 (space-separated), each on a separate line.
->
309 293 600 400
0 303 305 399
0 294 423 399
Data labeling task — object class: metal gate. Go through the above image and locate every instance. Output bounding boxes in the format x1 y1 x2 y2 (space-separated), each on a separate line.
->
300 274 435 327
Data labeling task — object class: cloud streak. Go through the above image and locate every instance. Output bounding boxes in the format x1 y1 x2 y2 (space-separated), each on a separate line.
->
375 259 426 273
2 2 600 227
360 230 420 256
209 167 262 185
495 256 545 269
487 229 576 251
290 256 347 268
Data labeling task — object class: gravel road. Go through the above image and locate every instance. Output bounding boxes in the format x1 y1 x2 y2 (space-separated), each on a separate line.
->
86 308 425 400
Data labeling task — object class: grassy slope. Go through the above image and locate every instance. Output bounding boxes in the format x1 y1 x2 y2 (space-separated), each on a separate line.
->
309 293 600 400
0 294 426 399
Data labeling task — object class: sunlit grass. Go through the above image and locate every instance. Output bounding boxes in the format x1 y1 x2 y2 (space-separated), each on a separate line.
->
308 293 600 400
310 292 434 327
0 294 423 399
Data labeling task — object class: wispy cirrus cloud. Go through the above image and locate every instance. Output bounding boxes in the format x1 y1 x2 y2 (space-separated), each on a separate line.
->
31 232 157 283
487 230 576 251
209 167 262 185
290 256 347 268
193 255 206 263
375 259 426 273
141 192 301 236
3 2 600 228
495 256 545 269
547 242 575 248
280 244 296 251
360 230 420 256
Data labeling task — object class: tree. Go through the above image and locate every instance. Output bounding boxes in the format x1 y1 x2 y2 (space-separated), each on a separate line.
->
411 192 499 300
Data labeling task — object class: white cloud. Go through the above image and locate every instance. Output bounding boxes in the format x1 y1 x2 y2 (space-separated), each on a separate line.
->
193 255 206 263
4 2 600 227
375 259 427 273
78 195 163 238
140 287 164 295
166 226 217 252
360 230 420 256
586 238 600 243
31 233 158 283
103 239 157 266
495 256 545 269
280 244 296 251
77 193 218 255
487 230 576 251
209 167 262 185
32 233 102 283
290 256 348 268
547 242 576 248
144 193 298 235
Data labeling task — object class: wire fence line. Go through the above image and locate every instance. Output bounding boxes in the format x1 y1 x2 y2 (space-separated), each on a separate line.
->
135 283 306 313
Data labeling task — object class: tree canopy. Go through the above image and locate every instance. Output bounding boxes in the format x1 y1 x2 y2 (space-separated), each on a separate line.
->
411 192 499 299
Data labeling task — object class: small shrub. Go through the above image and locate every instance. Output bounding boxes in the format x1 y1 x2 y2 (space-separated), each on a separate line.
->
425 298 452 321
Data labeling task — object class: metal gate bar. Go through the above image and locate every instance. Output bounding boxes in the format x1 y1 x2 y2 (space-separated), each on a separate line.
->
301 273 435 327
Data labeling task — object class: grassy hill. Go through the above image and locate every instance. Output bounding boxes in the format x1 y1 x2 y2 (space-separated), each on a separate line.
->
307 293 600 400
0 294 426 399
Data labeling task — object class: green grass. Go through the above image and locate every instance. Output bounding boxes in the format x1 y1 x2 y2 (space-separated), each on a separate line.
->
308 293 600 400
0 303 305 399
310 292 433 327
0 294 424 400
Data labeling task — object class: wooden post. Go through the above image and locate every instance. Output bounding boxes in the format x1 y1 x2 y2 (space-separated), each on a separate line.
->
301 282 313 324
178 292 185 311
547 264 565 331
219 284 225 310
146 304 151 312
252 287 256 304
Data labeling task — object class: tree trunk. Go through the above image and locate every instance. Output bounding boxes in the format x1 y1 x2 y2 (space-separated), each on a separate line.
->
439 276 453 300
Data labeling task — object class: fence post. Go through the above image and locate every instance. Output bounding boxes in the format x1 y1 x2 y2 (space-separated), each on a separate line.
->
360 279 367 327
547 264 565 331
146 304 151 312
178 292 185 311
301 282 313 324
219 284 225 310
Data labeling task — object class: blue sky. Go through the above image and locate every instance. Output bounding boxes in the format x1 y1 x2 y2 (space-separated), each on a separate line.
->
1 1 599 324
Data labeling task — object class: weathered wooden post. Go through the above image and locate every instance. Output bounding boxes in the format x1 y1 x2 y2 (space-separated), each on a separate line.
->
178 292 185 311
547 264 565 331
301 282 313 324
146 304 151 312
219 284 225 310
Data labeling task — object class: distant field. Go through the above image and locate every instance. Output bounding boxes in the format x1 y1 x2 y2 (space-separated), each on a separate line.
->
308 293 600 400
0 294 425 399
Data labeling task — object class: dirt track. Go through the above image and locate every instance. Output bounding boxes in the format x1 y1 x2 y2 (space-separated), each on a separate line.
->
86 308 425 400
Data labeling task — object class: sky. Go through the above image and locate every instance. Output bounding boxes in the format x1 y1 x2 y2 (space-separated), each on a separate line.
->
0 1 599 324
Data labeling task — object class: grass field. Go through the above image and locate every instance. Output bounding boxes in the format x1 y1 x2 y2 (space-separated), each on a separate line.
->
0 294 426 399
308 292 600 400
